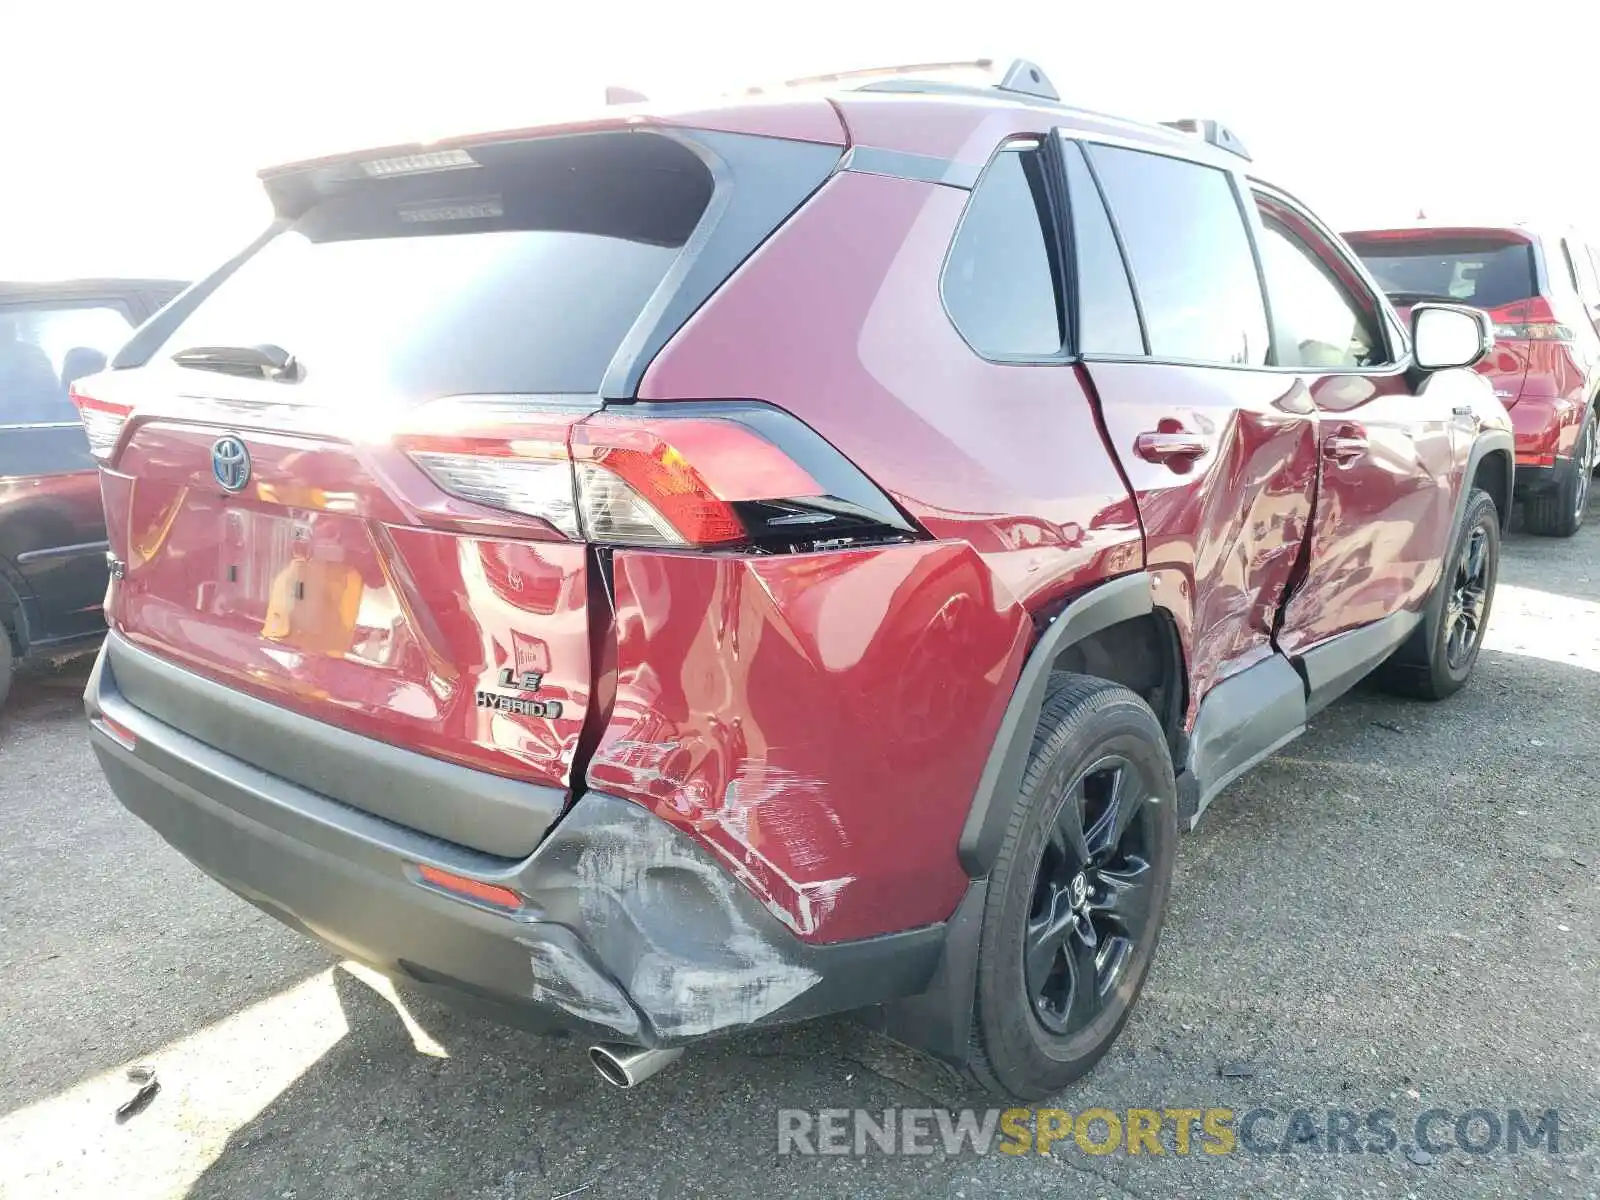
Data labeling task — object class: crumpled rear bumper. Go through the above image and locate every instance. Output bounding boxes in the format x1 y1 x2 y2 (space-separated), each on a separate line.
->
84 636 946 1047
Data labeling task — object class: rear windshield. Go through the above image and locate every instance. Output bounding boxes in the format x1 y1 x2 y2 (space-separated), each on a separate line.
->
157 133 714 398
1347 235 1536 310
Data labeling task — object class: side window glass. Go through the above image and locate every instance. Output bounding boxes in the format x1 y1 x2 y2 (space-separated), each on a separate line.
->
1255 218 1384 369
942 146 1063 358
1061 142 1143 356
1576 243 1600 307
0 304 132 426
1086 145 1268 365
1560 240 1584 297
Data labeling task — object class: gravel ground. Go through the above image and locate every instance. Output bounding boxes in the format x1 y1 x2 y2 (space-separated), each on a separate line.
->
1 501 1596 1200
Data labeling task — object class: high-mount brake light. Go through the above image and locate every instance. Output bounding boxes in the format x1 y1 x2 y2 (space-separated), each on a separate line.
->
70 386 132 460
396 400 916 551
359 149 478 177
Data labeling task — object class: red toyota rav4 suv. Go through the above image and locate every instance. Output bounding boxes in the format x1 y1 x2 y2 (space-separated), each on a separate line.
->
1345 224 1600 536
77 61 1512 1100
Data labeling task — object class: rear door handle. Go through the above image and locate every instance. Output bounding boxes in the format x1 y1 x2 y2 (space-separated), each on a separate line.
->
1322 431 1368 463
1135 430 1210 465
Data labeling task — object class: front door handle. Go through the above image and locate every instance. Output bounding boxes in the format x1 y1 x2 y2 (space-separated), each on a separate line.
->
1135 430 1210 466
1322 430 1368 464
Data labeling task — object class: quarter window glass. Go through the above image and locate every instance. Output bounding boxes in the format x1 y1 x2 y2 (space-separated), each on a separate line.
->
1086 145 1268 365
1256 219 1382 369
943 147 1063 357
1063 142 1143 356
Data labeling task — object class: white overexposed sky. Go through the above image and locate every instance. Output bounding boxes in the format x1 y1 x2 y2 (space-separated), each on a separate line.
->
6 0 1600 281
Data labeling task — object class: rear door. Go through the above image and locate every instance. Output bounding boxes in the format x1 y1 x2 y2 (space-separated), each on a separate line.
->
1063 138 1319 715
1252 190 1461 668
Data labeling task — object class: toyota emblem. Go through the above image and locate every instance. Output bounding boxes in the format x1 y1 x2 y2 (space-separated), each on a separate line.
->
211 435 251 493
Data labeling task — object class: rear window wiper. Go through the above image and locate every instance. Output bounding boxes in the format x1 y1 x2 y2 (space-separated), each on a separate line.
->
170 343 302 382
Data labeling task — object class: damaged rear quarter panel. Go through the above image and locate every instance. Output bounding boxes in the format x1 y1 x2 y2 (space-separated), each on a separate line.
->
586 541 1031 943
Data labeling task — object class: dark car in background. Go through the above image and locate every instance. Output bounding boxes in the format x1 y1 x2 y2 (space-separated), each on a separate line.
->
1 278 186 708
1345 224 1600 536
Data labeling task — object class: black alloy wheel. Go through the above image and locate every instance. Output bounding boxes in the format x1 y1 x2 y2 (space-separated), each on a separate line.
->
1444 523 1491 672
1572 417 1596 522
1377 487 1500 700
1025 753 1157 1037
964 674 1177 1100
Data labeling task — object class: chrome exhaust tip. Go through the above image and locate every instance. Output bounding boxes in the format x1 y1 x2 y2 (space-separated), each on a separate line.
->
588 1043 684 1088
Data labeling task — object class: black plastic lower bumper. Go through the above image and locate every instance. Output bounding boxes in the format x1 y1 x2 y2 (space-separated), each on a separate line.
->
1513 459 1562 495
84 639 949 1048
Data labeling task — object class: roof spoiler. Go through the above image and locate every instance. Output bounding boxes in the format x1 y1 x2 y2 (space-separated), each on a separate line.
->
1160 118 1251 161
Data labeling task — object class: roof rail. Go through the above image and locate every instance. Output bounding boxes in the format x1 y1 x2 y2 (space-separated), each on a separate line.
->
764 59 998 91
1160 118 1251 161
742 57 1061 103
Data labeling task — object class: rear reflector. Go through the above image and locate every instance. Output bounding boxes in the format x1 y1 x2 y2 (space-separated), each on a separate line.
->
95 714 138 750
1517 453 1557 468
416 864 523 910
70 387 132 460
396 399 916 552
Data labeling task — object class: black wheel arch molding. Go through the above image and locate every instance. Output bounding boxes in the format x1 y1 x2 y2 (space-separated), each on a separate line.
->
1419 428 1514 648
957 571 1156 878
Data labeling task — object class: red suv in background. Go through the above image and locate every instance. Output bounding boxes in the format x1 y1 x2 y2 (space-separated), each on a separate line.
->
1345 224 1600 535
77 60 1512 1100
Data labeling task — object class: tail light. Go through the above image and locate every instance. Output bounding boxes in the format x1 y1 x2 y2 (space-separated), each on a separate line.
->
1489 298 1574 342
1493 322 1574 341
70 386 133 460
396 399 918 552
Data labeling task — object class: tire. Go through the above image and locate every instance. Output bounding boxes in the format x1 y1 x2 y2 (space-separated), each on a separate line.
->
1377 487 1500 701
963 674 1177 1100
0 626 12 713
1524 406 1595 538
